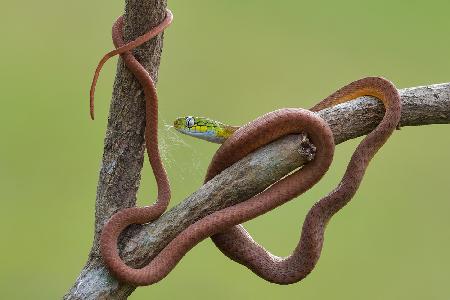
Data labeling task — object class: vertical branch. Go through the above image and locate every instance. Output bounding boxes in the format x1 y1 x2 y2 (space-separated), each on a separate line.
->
64 0 168 299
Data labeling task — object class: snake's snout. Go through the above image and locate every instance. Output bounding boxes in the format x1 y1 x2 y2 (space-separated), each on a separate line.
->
173 118 184 131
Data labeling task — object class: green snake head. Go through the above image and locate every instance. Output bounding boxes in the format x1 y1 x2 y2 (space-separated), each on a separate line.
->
173 116 239 144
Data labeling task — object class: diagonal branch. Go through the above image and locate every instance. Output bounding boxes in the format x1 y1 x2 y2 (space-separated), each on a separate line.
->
63 2 450 299
65 79 450 299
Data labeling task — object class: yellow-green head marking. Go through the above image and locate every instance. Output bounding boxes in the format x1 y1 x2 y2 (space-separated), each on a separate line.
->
173 116 239 144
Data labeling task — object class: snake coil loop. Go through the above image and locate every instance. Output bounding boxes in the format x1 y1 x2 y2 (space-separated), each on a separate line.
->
91 9 401 286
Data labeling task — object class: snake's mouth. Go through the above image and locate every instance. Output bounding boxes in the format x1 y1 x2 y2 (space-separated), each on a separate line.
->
175 127 226 144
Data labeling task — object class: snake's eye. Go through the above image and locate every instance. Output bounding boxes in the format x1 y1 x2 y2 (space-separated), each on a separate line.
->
185 116 195 128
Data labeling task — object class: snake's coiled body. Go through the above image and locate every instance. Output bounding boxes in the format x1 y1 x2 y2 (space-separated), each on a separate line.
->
91 9 401 286
210 77 401 283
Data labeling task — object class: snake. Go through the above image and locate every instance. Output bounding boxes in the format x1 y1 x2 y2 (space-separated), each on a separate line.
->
90 8 402 286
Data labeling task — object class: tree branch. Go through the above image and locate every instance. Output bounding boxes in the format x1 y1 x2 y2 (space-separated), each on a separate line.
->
64 2 450 299
63 0 167 299
65 78 450 299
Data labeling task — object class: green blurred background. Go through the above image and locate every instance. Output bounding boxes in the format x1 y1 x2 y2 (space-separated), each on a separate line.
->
1 0 449 299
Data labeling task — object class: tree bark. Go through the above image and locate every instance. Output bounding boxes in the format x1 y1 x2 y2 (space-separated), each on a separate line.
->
63 1 450 299
64 0 167 299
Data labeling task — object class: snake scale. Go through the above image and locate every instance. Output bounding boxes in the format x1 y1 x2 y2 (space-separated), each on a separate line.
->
90 8 401 286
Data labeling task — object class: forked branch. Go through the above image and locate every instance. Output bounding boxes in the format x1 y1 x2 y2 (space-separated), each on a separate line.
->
63 0 450 298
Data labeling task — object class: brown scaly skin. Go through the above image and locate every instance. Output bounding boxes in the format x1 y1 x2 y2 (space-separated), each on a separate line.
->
210 77 401 284
90 10 401 286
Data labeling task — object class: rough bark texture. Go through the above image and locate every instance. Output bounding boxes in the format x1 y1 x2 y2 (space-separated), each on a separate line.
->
64 0 167 299
63 1 450 299
93 0 168 246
